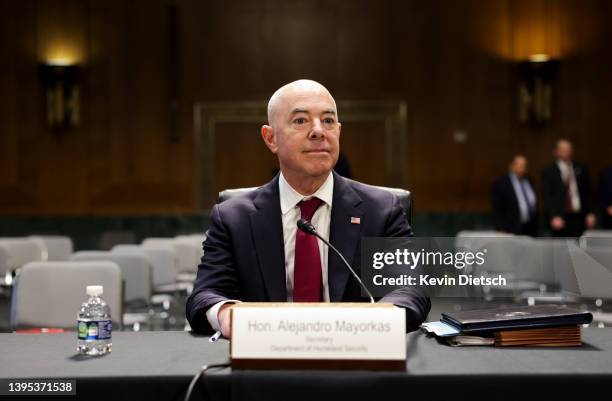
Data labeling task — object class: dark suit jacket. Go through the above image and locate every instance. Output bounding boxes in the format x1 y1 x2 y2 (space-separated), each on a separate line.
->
541 161 592 219
600 166 612 208
186 172 431 334
491 174 537 235
600 166 612 228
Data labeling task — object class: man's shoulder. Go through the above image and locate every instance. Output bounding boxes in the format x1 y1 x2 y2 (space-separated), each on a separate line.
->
542 163 559 176
493 174 511 188
215 190 258 213
214 179 277 216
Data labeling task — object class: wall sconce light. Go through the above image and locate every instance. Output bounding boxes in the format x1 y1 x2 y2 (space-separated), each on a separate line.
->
39 63 80 131
517 54 559 125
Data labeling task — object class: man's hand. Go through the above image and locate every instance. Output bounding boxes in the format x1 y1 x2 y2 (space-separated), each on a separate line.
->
586 213 596 229
218 303 234 339
551 216 565 231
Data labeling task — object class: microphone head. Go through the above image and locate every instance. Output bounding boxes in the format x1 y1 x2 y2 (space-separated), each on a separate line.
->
297 219 317 235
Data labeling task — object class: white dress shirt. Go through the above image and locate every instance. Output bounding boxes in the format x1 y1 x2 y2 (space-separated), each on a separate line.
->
509 173 536 223
206 172 334 331
557 160 581 212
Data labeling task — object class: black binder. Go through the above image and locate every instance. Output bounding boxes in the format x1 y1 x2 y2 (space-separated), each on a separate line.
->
441 305 593 333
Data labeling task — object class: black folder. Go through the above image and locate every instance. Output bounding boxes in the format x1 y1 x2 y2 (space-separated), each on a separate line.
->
441 305 593 333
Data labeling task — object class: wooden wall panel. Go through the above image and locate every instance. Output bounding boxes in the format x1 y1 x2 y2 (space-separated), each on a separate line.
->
339 121 386 186
1 0 611 215
214 122 278 192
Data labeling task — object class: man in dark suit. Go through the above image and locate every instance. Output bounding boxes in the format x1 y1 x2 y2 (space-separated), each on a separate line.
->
186 80 430 336
600 165 612 229
492 154 538 236
541 139 596 237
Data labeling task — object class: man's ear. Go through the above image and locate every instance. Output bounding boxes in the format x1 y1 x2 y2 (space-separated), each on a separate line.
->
337 122 341 138
261 125 278 154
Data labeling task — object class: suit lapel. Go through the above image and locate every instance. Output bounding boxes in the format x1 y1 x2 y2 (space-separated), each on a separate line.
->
328 172 363 301
250 176 287 301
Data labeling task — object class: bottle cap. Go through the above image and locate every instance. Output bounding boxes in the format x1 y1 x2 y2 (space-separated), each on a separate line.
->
86 285 103 296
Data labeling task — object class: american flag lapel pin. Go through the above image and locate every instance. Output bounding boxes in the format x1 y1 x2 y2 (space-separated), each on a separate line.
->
350 216 361 225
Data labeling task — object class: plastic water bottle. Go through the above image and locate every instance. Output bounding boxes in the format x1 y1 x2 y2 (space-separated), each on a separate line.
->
77 285 112 355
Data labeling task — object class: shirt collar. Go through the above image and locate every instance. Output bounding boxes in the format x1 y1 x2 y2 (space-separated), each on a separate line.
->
279 172 334 215
509 172 524 182
557 160 572 170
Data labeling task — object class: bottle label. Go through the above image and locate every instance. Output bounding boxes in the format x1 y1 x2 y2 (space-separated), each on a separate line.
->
78 320 112 340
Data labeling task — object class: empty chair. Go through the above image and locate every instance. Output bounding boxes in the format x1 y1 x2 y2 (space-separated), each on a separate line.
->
111 245 177 289
569 245 612 324
142 237 199 281
514 238 578 304
579 230 612 249
29 236 73 261
0 244 10 285
174 235 204 272
457 232 517 276
569 246 612 300
11 261 122 329
111 245 184 328
0 238 46 270
70 251 152 306
473 236 535 294
455 231 514 253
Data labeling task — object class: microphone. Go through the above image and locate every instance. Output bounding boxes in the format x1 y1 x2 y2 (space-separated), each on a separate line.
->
297 218 375 303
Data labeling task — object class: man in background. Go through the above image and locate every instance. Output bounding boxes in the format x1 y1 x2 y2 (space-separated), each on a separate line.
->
492 154 538 236
541 139 596 237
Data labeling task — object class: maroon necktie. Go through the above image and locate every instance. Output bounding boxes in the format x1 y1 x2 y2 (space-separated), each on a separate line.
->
293 197 324 302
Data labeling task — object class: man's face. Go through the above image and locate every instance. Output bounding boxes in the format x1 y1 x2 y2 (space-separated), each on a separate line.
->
263 87 340 181
510 156 528 177
555 140 573 162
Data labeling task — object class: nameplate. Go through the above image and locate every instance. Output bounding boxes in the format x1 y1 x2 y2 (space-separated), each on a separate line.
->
230 303 406 371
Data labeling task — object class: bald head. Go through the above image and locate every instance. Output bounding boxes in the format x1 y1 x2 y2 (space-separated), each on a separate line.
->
261 79 341 194
267 79 338 126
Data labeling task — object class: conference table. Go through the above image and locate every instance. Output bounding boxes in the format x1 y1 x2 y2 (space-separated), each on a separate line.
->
1 328 611 401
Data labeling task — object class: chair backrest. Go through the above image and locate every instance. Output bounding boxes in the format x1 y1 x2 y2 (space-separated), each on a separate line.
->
455 231 514 253
11 261 122 329
0 244 10 277
175 235 205 270
579 230 612 249
29 236 73 261
112 245 177 287
218 185 413 225
0 238 46 270
70 251 152 304
142 237 200 274
515 238 570 286
371 186 412 225
471 236 530 277
568 245 612 299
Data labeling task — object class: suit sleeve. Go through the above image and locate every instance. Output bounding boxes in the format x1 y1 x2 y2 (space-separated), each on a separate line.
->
578 164 592 214
378 194 432 332
186 204 241 334
541 167 558 219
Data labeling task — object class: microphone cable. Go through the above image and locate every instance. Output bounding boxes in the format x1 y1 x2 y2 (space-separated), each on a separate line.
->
297 218 375 303
184 360 230 401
